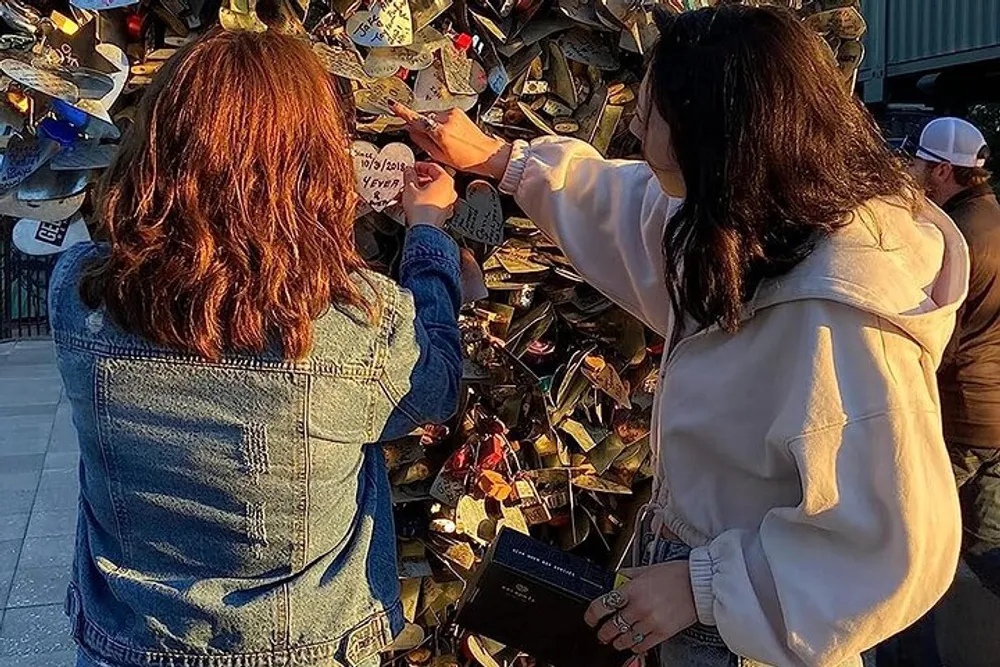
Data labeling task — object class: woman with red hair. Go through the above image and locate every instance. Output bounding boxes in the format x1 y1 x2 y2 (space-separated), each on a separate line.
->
49 28 461 667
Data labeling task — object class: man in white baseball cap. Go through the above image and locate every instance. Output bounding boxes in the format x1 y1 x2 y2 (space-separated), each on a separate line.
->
896 116 1000 667
909 116 992 203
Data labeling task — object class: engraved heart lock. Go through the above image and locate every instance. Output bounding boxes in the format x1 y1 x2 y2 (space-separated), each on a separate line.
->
351 140 415 212
346 0 414 47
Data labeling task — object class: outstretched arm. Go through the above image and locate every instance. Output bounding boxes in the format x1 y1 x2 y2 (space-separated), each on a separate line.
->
500 136 679 337
393 103 679 338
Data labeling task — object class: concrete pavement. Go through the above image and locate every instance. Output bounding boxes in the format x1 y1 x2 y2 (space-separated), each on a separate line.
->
0 339 77 667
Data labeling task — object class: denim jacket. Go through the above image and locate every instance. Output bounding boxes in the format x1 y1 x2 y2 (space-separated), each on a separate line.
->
48 225 463 667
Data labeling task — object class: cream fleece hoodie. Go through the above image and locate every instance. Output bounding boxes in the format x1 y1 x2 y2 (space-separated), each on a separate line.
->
499 136 969 667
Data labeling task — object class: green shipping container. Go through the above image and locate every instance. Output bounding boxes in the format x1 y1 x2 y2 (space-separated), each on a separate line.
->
861 0 1000 103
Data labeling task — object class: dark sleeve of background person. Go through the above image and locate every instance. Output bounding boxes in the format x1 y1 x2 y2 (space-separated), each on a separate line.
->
939 187 1000 447
375 225 463 442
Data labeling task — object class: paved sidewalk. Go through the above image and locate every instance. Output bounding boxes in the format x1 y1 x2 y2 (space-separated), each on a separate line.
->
0 339 78 667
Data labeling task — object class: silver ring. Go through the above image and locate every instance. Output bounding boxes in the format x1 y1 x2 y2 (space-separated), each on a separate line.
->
602 589 628 611
613 612 632 634
631 630 645 645
421 115 441 132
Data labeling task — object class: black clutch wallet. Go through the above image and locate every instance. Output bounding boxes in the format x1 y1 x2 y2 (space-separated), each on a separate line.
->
455 528 631 667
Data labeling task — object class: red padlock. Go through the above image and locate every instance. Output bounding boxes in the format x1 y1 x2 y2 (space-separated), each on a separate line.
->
477 434 505 470
126 12 145 41
483 418 505 435
445 442 472 472
453 32 472 53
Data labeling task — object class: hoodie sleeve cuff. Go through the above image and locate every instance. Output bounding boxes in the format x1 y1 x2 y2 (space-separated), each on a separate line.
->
689 545 718 627
498 140 530 196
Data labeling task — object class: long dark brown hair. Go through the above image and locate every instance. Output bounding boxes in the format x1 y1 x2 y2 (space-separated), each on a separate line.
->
81 28 370 361
649 5 917 334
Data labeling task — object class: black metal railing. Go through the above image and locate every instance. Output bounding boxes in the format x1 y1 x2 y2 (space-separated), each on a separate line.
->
1 218 57 341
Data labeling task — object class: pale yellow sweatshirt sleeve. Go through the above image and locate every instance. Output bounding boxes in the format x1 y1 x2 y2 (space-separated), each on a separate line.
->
688 302 962 667
499 137 679 337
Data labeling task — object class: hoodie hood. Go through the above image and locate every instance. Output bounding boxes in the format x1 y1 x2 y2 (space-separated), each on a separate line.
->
753 196 970 367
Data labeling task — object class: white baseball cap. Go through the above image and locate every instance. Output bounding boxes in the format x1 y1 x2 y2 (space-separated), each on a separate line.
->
916 117 989 168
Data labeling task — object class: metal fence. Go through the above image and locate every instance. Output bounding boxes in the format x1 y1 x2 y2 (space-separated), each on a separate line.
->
0 218 57 341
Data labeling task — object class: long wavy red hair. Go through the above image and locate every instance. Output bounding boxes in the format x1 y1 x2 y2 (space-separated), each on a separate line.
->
80 28 370 361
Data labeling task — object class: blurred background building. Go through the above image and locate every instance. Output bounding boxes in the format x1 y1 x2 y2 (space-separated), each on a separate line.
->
862 0 1000 180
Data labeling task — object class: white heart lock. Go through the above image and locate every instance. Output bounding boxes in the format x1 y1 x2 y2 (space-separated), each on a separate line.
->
346 0 414 47
363 46 435 79
354 76 415 115
412 60 476 112
352 141 415 212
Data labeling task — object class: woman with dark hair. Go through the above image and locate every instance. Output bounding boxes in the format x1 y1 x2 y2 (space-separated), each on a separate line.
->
49 29 462 667
395 5 969 667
